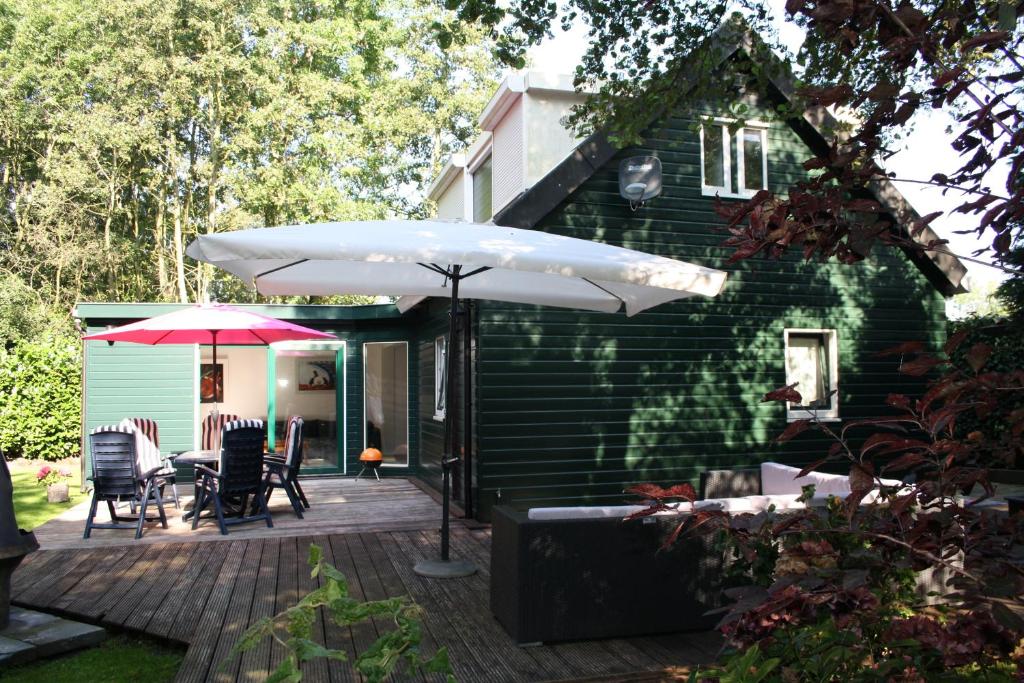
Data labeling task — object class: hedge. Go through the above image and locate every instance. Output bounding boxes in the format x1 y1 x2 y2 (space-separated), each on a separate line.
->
0 337 82 461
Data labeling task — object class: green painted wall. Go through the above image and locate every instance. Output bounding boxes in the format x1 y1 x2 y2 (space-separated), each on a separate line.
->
79 305 421 480
83 338 196 475
473 105 946 520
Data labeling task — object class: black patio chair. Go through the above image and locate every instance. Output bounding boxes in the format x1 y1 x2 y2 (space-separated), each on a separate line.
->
261 416 308 518
85 425 168 540
192 419 272 535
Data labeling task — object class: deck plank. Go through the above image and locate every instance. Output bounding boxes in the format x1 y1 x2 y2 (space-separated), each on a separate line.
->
105 542 183 626
295 536 331 683
13 478 724 682
124 542 201 633
158 541 228 642
322 535 359 683
269 536 299 674
238 538 279 683
209 539 265 683
49 545 133 613
396 530 545 683
173 540 248 683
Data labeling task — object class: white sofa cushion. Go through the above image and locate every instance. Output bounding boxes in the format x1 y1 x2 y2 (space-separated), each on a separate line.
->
761 462 852 495
761 461 905 497
527 505 650 521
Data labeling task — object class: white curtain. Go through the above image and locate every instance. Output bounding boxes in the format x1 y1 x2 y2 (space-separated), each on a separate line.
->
365 346 385 427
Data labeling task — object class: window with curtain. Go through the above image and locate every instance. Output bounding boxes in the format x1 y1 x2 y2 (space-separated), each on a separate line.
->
434 335 446 420
363 342 409 466
784 329 839 420
472 155 492 222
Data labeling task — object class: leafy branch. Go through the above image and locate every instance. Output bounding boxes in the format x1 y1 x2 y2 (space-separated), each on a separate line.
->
231 543 455 683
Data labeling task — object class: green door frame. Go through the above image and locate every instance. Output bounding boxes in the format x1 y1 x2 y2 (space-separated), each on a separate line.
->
267 340 348 475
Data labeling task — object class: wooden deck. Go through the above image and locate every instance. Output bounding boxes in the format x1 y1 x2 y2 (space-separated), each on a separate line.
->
27 478 443 550
12 478 722 682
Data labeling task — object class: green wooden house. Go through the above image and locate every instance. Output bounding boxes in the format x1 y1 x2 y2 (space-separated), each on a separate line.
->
77 27 967 522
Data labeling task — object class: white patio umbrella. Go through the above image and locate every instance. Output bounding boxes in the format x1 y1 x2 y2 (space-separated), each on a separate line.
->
186 219 728 577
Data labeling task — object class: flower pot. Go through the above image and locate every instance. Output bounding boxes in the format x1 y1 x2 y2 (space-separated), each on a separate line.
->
47 483 69 504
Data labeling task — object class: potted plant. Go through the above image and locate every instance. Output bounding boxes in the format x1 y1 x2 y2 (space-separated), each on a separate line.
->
36 465 72 503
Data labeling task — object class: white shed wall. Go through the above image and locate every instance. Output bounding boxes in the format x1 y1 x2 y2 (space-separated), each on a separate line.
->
490 97 524 215
523 90 587 186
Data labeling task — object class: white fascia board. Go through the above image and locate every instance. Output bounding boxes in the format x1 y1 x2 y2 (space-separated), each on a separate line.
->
479 71 596 131
465 132 493 170
426 153 467 200
479 71 527 130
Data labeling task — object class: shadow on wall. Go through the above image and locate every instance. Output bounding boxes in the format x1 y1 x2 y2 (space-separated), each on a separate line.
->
476 135 943 513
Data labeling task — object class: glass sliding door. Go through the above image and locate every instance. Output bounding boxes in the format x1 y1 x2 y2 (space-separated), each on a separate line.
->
271 342 346 473
363 342 409 467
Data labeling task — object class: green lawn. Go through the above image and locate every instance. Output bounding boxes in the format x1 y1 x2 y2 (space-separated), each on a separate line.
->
9 459 86 531
0 636 182 682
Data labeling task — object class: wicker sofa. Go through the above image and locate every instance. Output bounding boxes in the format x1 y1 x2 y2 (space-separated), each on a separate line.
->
490 505 727 644
490 462 908 644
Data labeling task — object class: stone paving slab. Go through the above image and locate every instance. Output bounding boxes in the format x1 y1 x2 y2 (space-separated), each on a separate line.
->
0 606 106 666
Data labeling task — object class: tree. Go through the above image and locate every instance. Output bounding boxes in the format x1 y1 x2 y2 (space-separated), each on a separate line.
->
0 0 499 315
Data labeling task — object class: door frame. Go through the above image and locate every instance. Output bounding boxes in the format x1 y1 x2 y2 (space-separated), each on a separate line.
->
268 340 348 475
361 340 411 469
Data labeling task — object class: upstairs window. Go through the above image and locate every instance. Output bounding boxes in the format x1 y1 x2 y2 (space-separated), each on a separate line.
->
784 329 839 421
700 120 768 198
434 335 446 421
472 155 492 223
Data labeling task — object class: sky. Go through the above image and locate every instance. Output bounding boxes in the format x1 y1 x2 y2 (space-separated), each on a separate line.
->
524 6 1009 289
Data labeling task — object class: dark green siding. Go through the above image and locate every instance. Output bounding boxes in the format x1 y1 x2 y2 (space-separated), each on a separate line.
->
474 107 946 520
416 298 476 510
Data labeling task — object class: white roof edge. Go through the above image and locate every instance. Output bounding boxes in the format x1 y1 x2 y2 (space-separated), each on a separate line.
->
478 71 591 130
426 153 466 200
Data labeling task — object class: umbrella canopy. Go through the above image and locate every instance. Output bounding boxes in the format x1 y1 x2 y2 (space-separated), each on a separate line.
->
81 303 336 346
184 220 727 315
186 219 727 577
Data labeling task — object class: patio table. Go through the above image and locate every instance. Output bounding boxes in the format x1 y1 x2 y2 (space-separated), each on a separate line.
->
173 450 218 522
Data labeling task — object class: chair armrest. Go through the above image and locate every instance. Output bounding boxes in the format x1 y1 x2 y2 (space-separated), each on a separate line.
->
194 464 221 480
138 466 163 483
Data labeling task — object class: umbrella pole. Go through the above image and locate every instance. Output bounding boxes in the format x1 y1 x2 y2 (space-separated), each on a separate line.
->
414 265 477 579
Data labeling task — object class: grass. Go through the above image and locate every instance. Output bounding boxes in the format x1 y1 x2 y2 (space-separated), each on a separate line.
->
0 635 183 682
9 459 86 531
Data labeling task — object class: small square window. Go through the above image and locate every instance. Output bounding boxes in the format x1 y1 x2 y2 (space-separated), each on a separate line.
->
784 329 839 421
434 336 446 421
700 120 768 199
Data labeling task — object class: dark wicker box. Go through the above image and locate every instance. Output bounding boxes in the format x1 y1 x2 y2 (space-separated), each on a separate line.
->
489 506 726 644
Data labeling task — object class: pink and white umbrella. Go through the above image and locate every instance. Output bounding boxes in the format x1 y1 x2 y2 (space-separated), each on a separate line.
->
82 303 336 438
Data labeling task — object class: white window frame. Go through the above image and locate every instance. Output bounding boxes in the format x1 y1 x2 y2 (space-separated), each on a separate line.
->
737 126 768 197
700 118 769 199
433 335 446 422
783 328 840 422
464 142 492 223
362 341 411 468
699 121 732 196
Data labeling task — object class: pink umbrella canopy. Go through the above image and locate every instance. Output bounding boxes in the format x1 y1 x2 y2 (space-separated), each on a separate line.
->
81 303 336 346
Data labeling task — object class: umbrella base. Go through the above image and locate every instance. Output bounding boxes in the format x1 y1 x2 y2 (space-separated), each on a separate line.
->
413 558 477 579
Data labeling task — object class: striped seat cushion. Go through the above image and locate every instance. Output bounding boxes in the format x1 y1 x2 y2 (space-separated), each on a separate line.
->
283 416 303 467
201 413 241 450
118 418 164 474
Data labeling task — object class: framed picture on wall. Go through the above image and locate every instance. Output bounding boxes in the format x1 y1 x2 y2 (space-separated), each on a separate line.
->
200 362 224 403
298 359 335 392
